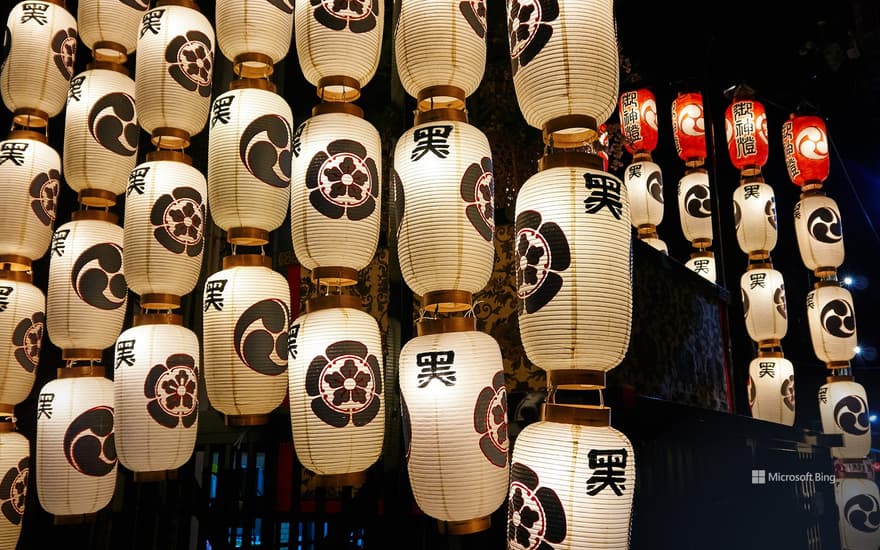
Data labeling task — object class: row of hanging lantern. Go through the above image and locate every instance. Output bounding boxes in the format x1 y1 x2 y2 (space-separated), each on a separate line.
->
287 0 386 485
505 0 636 547
391 0 508 535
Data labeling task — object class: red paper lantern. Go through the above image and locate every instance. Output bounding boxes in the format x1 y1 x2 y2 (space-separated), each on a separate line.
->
618 88 658 155
671 92 706 166
781 114 830 187
724 98 769 175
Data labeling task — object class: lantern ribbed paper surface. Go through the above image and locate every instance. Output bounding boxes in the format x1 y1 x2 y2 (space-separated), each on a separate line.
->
619 89 658 154
0 274 44 407
834 478 880 547
782 114 829 187
114 321 199 474
0 428 28 548
135 4 215 139
399 326 508 524
202 259 290 419
123 157 206 300
515 164 632 372
63 67 138 199
747 355 795 426
1 1 77 120
0 135 61 264
724 99 769 173
46 217 127 353
685 253 716 283
624 161 663 228
508 418 635 549
291 110 381 274
506 0 618 131
794 193 844 273
733 181 777 255
677 169 713 245
671 92 706 166
807 284 858 364
295 0 383 96
77 0 148 58
394 118 495 298
288 304 384 476
216 0 292 69
740 267 788 343
819 378 871 459
36 372 117 517
394 0 485 104
207 86 292 236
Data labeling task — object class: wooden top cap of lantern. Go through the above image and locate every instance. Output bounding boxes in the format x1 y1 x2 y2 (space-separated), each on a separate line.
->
318 75 362 103
543 403 612 427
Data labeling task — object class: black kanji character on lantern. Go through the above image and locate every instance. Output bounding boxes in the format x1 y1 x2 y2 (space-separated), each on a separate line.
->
818 386 828 404
115 340 135 370
20 3 49 25
743 184 761 199
758 361 775 378
411 125 453 161
288 324 300 361
211 95 234 127
416 350 456 388
67 75 85 102
127 166 150 196
50 229 69 257
692 259 710 274
627 163 642 179
37 393 54 419
749 272 766 289
0 286 11 313
583 173 623 219
806 292 816 310
140 9 164 37
0 142 28 166
585 448 628 497
203 279 227 312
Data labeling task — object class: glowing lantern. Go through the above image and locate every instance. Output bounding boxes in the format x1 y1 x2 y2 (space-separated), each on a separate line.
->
671 91 706 167
618 88 658 155
291 103 381 286
123 151 206 310
818 376 872 459
114 314 199 478
624 160 663 231
77 0 149 63
781 114 829 187
685 251 716 283
216 0 293 77
793 191 844 278
676 168 713 248
733 176 777 258
46 211 127 362
399 317 508 534
36 367 117 518
393 111 495 311
1 0 77 127
515 153 632 376
0 423 28 548
62 64 138 207
507 405 635 549
834 477 880 547
740 266 788 344
295 0 383 101
747 353 795 426
394 0 486 110
288 295 384 479
806 282 858 367
0 131 61 271
135 1 215 148
724 97 768 175
202 255 290 426
0 271 44 409
207 81 293 246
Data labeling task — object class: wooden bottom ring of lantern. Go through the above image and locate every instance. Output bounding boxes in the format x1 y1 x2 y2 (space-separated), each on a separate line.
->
92 41 128 65
61 349 104 362
420 291 473 314
12 108 49 130
747 250 771 262
757 339 782 355
0 404 13 417
132 312 183 327
234 52 274 80
543 403 612 427
541 115 598 150
0 255 32 272
311 266 359 288
318 75 361 103
133 470 172 483
438 516 492 536
739 165 763 178
227 227 270 247
547 369 607 392
814 267 838 279
78 188 117 208
139 293 182 311
315 471 367 489
53 513 97 526
637 224 659 240
224 414 269 427
151 127 191 150
416 85 465 112
826 361 851 372
305 293 362 313
691 238 713 250
57 365 105 379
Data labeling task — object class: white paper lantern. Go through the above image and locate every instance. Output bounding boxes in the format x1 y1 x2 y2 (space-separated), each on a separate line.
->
216 0 293 76
0 132 61 270
624 160 663 229
685 251 716 283
506 0 618 143
515 155 632 374
36 367 117 518
733 179 777 257
114 315 199 476
399 318 508 532
135 2 215 146
77 0 149 62
202 255 290 425
394 0 486 109
207 82 293 245
123 152 206 309
740 266 787 344
747 354 795 426
394 113 495 309
295 0 383 101
288 295 384 477
835 477 880 548
794 191 845 277
0 271 44 408
819 377 872 459
46 212 127 360
291 104 381 284
677 168 713 247
63 65 138 206
508 405 635 550
0 425 29 548
806 282 858 366
1 1 77 124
